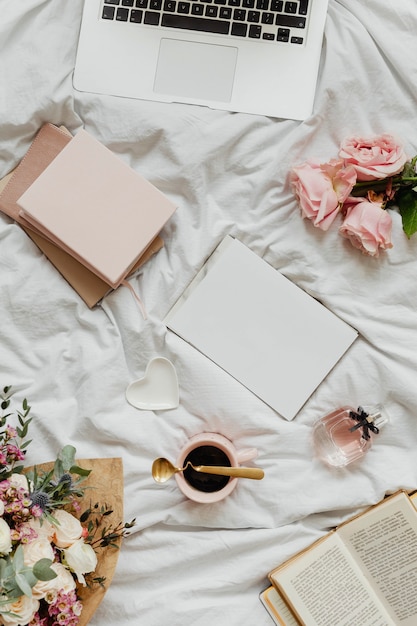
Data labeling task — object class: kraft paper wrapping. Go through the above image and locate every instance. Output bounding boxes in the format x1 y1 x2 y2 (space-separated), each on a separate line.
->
28 457 124 626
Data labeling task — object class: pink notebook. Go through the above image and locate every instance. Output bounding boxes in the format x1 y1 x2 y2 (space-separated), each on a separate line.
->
17 129 176 289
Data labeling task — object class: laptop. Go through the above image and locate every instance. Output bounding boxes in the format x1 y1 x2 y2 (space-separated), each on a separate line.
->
73 0 329 119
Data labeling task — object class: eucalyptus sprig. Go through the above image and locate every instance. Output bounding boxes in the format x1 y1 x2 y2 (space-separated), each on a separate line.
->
0 546 56 606
0 386 32 480
26 445 91 519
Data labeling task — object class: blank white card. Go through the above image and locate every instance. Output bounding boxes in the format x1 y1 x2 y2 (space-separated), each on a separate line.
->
165 237 358 420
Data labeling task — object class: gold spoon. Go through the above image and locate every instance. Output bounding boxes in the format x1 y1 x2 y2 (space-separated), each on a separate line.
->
152 457 264 483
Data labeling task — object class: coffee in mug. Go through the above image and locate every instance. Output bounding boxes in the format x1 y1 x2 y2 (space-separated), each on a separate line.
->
175 433 258 503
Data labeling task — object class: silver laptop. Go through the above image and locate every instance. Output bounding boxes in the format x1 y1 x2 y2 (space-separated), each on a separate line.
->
73 0 328 119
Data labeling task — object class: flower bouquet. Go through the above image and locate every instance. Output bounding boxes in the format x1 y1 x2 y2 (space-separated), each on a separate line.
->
291 134 417 256
0 387 135 626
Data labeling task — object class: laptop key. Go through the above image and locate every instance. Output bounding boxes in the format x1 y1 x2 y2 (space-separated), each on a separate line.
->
144 10 161 23
298 0 309 14
284 1 297 13
275 14 305 27
248 24 261 37
164 0 176 11
269 0 282 10
261 11 273 23
205 5 218 16
191 3 204 14
248 10 260 21
161 13 230 33
116 7 129 19
231 21 247 35
219 6 232 17
233 8 246 20
102 6 116 18
130 9 143 20
276 26 289 40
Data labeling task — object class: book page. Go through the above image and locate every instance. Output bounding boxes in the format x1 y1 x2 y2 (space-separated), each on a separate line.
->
270 532 392 626
338 491 417 626
260 586 300 625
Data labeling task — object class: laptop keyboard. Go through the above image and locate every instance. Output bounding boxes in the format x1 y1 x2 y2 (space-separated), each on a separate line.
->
101 0 309 44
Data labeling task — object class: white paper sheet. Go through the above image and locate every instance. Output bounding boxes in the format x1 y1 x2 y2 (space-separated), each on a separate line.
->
165 237 357 420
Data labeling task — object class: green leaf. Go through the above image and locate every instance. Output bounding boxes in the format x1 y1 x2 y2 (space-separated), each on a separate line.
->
32 559 57 582
58 445 76 472
69 465 91 477
14 571 33 598
396 188 417 238
0 556 6 580
80 509 91 523
12 545 24 571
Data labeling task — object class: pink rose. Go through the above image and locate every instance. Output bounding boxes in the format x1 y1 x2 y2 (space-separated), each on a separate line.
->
339 134 407 181
291 159 356 230
339 199 393 257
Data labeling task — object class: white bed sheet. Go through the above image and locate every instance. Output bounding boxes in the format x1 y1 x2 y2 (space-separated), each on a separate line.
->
1 1 417 624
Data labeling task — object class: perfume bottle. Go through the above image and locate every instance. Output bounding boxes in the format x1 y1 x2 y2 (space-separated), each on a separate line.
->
313 405 388 468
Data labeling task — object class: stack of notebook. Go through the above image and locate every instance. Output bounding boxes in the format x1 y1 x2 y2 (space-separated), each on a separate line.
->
0 124 176 308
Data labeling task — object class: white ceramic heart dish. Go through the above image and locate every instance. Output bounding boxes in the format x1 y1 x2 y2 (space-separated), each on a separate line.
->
126 357 179 410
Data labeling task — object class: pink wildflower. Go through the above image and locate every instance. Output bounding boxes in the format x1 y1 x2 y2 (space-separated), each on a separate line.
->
6 443 25 461
48 590 81 626
31 504 44 518
5 425 17 439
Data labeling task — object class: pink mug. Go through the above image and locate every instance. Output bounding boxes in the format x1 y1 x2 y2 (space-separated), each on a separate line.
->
175 433 258 503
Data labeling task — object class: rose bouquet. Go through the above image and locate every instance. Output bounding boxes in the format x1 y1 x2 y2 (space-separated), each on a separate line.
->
0 387 134 626
291 134 417 257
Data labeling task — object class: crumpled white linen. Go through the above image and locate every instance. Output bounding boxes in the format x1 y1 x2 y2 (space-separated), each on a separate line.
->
1 0 417 624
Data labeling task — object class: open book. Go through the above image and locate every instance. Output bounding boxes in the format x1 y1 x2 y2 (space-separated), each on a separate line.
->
265 491 417 626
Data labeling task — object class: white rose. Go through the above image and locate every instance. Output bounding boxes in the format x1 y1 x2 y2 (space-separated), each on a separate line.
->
1 595 39 626
0 500 4 516
9 473 29 492
31 561 76 601
64 539 97 586
51 509 83 548
0 518 12 554
23 536 55 566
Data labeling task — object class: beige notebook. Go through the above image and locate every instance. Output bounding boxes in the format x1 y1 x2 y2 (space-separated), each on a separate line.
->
17 129 176 289
0 123 164 307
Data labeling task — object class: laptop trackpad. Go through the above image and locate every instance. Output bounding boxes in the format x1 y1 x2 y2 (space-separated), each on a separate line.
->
154 38 238 103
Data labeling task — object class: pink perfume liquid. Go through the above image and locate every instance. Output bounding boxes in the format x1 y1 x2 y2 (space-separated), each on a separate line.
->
313 406 387 468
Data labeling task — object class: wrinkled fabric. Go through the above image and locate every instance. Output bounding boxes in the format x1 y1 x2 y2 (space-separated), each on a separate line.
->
1 1 417 625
